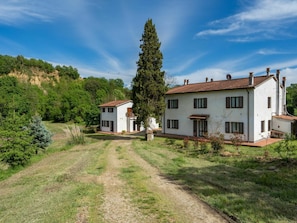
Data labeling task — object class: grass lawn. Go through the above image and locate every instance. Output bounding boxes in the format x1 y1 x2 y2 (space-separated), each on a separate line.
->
133 137 297 223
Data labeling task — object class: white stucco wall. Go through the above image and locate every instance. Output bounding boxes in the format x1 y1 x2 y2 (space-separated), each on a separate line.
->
272 117 292 134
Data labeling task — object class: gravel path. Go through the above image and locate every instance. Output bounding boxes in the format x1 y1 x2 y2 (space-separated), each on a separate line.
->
96 139 229 223
97 141 150 223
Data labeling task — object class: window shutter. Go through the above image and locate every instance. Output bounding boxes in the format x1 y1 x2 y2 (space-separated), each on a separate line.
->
204 98 207 108
167 119 170 128
167 100 170 109
225 122 230 133
194 99 197 108
239 96 243 108
226 97 230 108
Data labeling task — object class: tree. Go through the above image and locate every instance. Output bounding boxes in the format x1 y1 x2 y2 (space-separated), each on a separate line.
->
28 115 52 152
131 19 166 139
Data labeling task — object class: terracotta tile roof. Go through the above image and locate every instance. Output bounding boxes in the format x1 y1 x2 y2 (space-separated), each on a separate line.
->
166 75 274 95
99 100 132 107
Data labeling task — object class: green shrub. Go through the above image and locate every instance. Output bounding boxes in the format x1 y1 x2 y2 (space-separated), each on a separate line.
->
0 114 36 167
208 132 224 152
28 115 52 152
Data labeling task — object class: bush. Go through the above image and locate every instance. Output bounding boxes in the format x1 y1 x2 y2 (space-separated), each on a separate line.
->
274 134 296 161
63 125 85 145
28 115 52 152
208 132 224 152
0 114 36 167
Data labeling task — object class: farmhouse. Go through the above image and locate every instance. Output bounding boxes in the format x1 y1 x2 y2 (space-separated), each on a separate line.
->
99 100 139 133
99 100 159 133
163 68 297 143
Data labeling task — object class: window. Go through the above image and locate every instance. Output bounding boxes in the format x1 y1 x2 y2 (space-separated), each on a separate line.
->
102 108 106 112
102 120 109 127
194 98 207 108
268 97 271 108
268 120 271 131
226 96 243 108
261 120 265 132
108 108 114 112
167 119 179 129
225 122 244 134
167 99 178 109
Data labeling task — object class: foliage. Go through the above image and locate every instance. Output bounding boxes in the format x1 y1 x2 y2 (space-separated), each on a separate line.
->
286 83 297 115
230 133 243 152
208 132 224 152
55 65 79 79
28 115 52 151
0 113 36 167
0 54 130 125
131 19 167 128
183 137 189 148
63 125 85 145
274 134 296 161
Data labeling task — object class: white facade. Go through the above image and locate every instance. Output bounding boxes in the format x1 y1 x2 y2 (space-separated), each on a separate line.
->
100 100 139 133
163 72 291 142
100 100 156 133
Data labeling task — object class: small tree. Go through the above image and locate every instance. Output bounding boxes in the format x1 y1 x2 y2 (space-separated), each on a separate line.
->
208 132 225 153
28 115 52 152
131 19 167 140
0 113 36 167
274 134 296 161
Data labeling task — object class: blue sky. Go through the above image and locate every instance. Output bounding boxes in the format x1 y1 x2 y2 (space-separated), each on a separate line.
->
1 0 297 87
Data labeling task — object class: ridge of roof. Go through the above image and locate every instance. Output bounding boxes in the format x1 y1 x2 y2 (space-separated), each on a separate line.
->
99 99 132 107
166 75 274 95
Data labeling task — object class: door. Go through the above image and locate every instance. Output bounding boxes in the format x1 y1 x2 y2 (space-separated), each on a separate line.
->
198 120 208 137
110 121 114 132
193 120 197 137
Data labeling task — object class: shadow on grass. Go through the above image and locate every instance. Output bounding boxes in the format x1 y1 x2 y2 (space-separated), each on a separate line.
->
164 161 297 223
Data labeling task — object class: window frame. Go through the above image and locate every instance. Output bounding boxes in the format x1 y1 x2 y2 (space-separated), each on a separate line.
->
194 98 207 108
167 119 179 129
225 122 244 134
226 96 243 108
108 108 114 113
167 99 179 109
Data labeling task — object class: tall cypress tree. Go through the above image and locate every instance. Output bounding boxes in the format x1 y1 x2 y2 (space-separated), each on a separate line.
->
132 19 166 133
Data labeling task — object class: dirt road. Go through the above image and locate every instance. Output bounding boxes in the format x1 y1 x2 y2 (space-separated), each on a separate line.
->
0 138 229 223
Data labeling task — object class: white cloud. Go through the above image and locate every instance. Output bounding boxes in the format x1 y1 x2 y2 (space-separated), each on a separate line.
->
196 0 297 39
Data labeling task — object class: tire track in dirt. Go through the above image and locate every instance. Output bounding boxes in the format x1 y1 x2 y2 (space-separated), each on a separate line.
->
123 140 229 223
97 140 150 223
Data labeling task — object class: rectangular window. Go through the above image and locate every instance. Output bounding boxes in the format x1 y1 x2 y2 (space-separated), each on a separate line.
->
261 120 265 132
225 122 244 134
226 96 243 108
167 99 178 109
108 108 114 113
167 119 179 129
102 120 109 127
194 98 207 108
268 97 271 108
268 120 271 131
102 108 106 112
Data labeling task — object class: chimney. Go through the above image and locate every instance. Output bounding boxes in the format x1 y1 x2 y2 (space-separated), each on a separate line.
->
249 72 254 85
266 67 270 76
210 78 213 82
184 79 186 85
206 77 208 82
186 79 189 85
282 77 286 87
276 69 280 81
